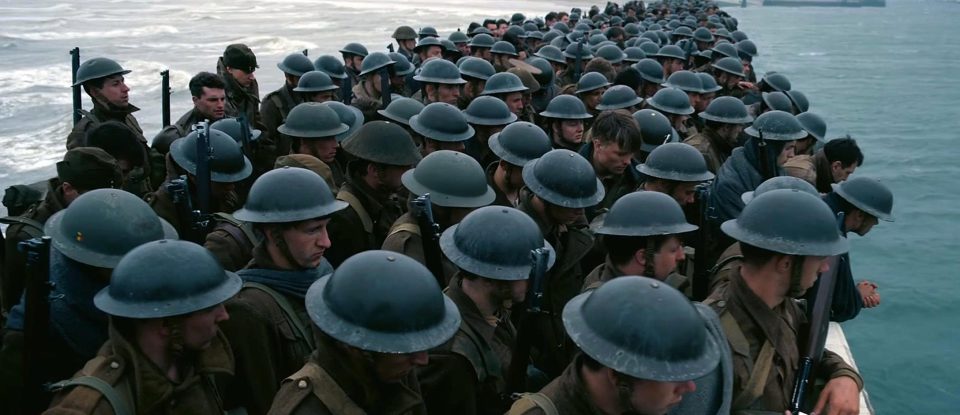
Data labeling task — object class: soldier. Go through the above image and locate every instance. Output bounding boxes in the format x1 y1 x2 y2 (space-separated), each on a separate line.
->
419 206 553 415
785 136 864 194
324 121 422 267
376 97 425 137
481 71 529 119
462 96 518 167
533 45 568 85
146 128 252 241
574 72 611 122
151 72 227 156
1 148 121 314
65 57 144 151
44 239 239 414
710 56 748 99
410 102 475 156
313 55 348 90
382 150 495 284
793 111 826 156
339 42 369 86
539 95 593 151
683 96 753 173
491 41 519 72
517 149 603 378
583 191 697 292
706 189 863 414
293 70 339 103
708 110 805 224
216 167 345 415
350 52 397 123
557 43 593 87
646 87 696 140
1 189 175 413
393 25 419 61
525 57 559 114
508 275 722 415
662 70 704 126
468 33 496 63
412 58 466 105
218 44 261 125
487 122 553 207
812 177 895 321
450 30 471 56
260 53 315 157
578 110 642 221
594 85 644 114
637 142 715 207
457 57 496 109
634 58 666 98
279 102 350 189
655 44 686 77
389 52 416 96
267 250 461 415
414 37 445 66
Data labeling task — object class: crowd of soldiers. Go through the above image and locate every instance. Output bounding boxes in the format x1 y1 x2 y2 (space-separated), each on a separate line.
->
0 0 898 414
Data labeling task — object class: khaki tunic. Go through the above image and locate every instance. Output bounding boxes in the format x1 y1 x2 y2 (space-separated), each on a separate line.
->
2 179 65 312
783 149 834 194
218 244 316 415
517 189 594 378
266 335 427 415
581 257 691 295
381 213 458 286
203 213 260 272
418 278 517 415
683 126 735 174
324 174 405 267
506 354 604 415
66 103 144 151
485 162 516 208
705 269 863 412
151 108 208 154
351 82 382 126
260 84 303 159
44 325 234 415
218 58 260 127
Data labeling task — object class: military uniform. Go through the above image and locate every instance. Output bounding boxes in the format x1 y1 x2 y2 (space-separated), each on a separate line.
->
581 257 691 295
324 173 405 267
65 103 144 151
517 189 594 377
485 162 515 207
577 143 641 222
381 213 458 285
783 149 834 194
1 179 65 312
144 180 241 240
266 335 427 415
43 325 233 415
260 84 303 158
218 58 261 127
218 243 325 415
151 108 209 154
418 276 516 415
506 353 605 415
203 213 260 272
683 126 735 174
705 270 863 412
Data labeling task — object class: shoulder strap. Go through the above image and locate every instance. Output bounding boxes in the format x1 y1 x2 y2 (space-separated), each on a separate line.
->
709 254 744 276
506 393 559 415
213 212 259 247
450 324 501 383
718 311 776 410
387 222 420 237
49 376 133 415
0 216 44 238
336 189 373 234
242 282 316 350
290 362 367 415
77 109 101 125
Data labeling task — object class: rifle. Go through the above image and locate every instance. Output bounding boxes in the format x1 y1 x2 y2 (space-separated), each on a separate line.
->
160 69 171 127
341 75 353 106
789 213 845 413
302 49 308 57
380 67 393 109
411 194 444 286
387 44 395 53
20 236 52 412
70 47 81 126
573 37 586 82
683 38 695 70
194 121 212 215
506 247 551 393
691 183 713 301
237 114 252 156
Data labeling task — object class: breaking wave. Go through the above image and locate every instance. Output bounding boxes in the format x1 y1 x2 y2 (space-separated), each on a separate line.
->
1 25 178 41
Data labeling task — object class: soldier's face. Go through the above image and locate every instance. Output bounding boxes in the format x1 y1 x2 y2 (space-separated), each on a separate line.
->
435 84 461 105
652 236 685 280
592 140 633 176
227 67 256 88
669 182 699 207
663 59 684 75
400 39 416 51
371 351 429 383
456 42 470 56
831 161 857 183
307 91 336 103
697 92 715 112
420 46 442 61
686 92 701 112
580 89 605 111
800 255 830 292
554 120 584 146
373 164 410 193
849 211 878 236
94 75 130 107
277 218 333 269
300 137 338 163
179 303 229 351
503 92 524 115
777 141 797 166
546 203 584 225
622 377 697 415
193 87 226 120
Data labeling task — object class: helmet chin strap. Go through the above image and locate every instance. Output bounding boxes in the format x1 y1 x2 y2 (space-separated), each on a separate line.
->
787 255 806 298
642 237 656 279
615 374 644 415
271 228 306 270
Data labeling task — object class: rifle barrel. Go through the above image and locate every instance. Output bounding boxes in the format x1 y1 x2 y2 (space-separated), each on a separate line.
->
70 48 81 125
21 236 52 411
160 69 171 127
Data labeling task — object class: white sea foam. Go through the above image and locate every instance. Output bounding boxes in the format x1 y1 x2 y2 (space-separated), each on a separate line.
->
1 25 178 41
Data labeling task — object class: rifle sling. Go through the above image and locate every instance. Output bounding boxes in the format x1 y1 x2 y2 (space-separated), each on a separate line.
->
506 393 559 415
336 190 373 234
0 216 45 238
720 311 776 410
242 282 316 351
387 222 420 237
50 376 132 415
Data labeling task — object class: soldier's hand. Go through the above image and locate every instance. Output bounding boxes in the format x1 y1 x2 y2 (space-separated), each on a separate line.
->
857 281 880 308
812 375 860 415
737 81 757 91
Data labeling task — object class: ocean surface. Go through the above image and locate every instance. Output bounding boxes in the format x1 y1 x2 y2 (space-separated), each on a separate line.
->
0 0 958 411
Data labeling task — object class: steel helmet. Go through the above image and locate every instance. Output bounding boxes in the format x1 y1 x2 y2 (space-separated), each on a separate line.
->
342 121 422 166
633 109 674 153
711 57 745 78
210 117 263 143
646 87 694 116
488 121 552 166
458 57 496 81
413 58 466 85
698 96 753 124
637 142 715 182
634 58 665 84
401 150 495 208
441 206 555 280
481 72 528 95
575 72 612 94
44 189 177 268
392 26 417 40
522 149 605 208
314 55 347 80
595 85 643 111
94 240 241 318
376 97 424 126
698 73 723 93
539 95 592 120
234 167 347 223
742 176 819 205
596 45 626 64
762 91 795 113
491 41 519 57
169 127 253 183
306 250 461 353
743 110 807 141
786 90 810 113
662 70 704 93
73 57 131 86
831 177 895 222
338 42 369 58
462 96 518 126
409 103 475 142
593 191 697 236
796 112 827 142
534 45 566 64
292 71 339 93
277 102 349 138
358 52 396 77
277 53 315 77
